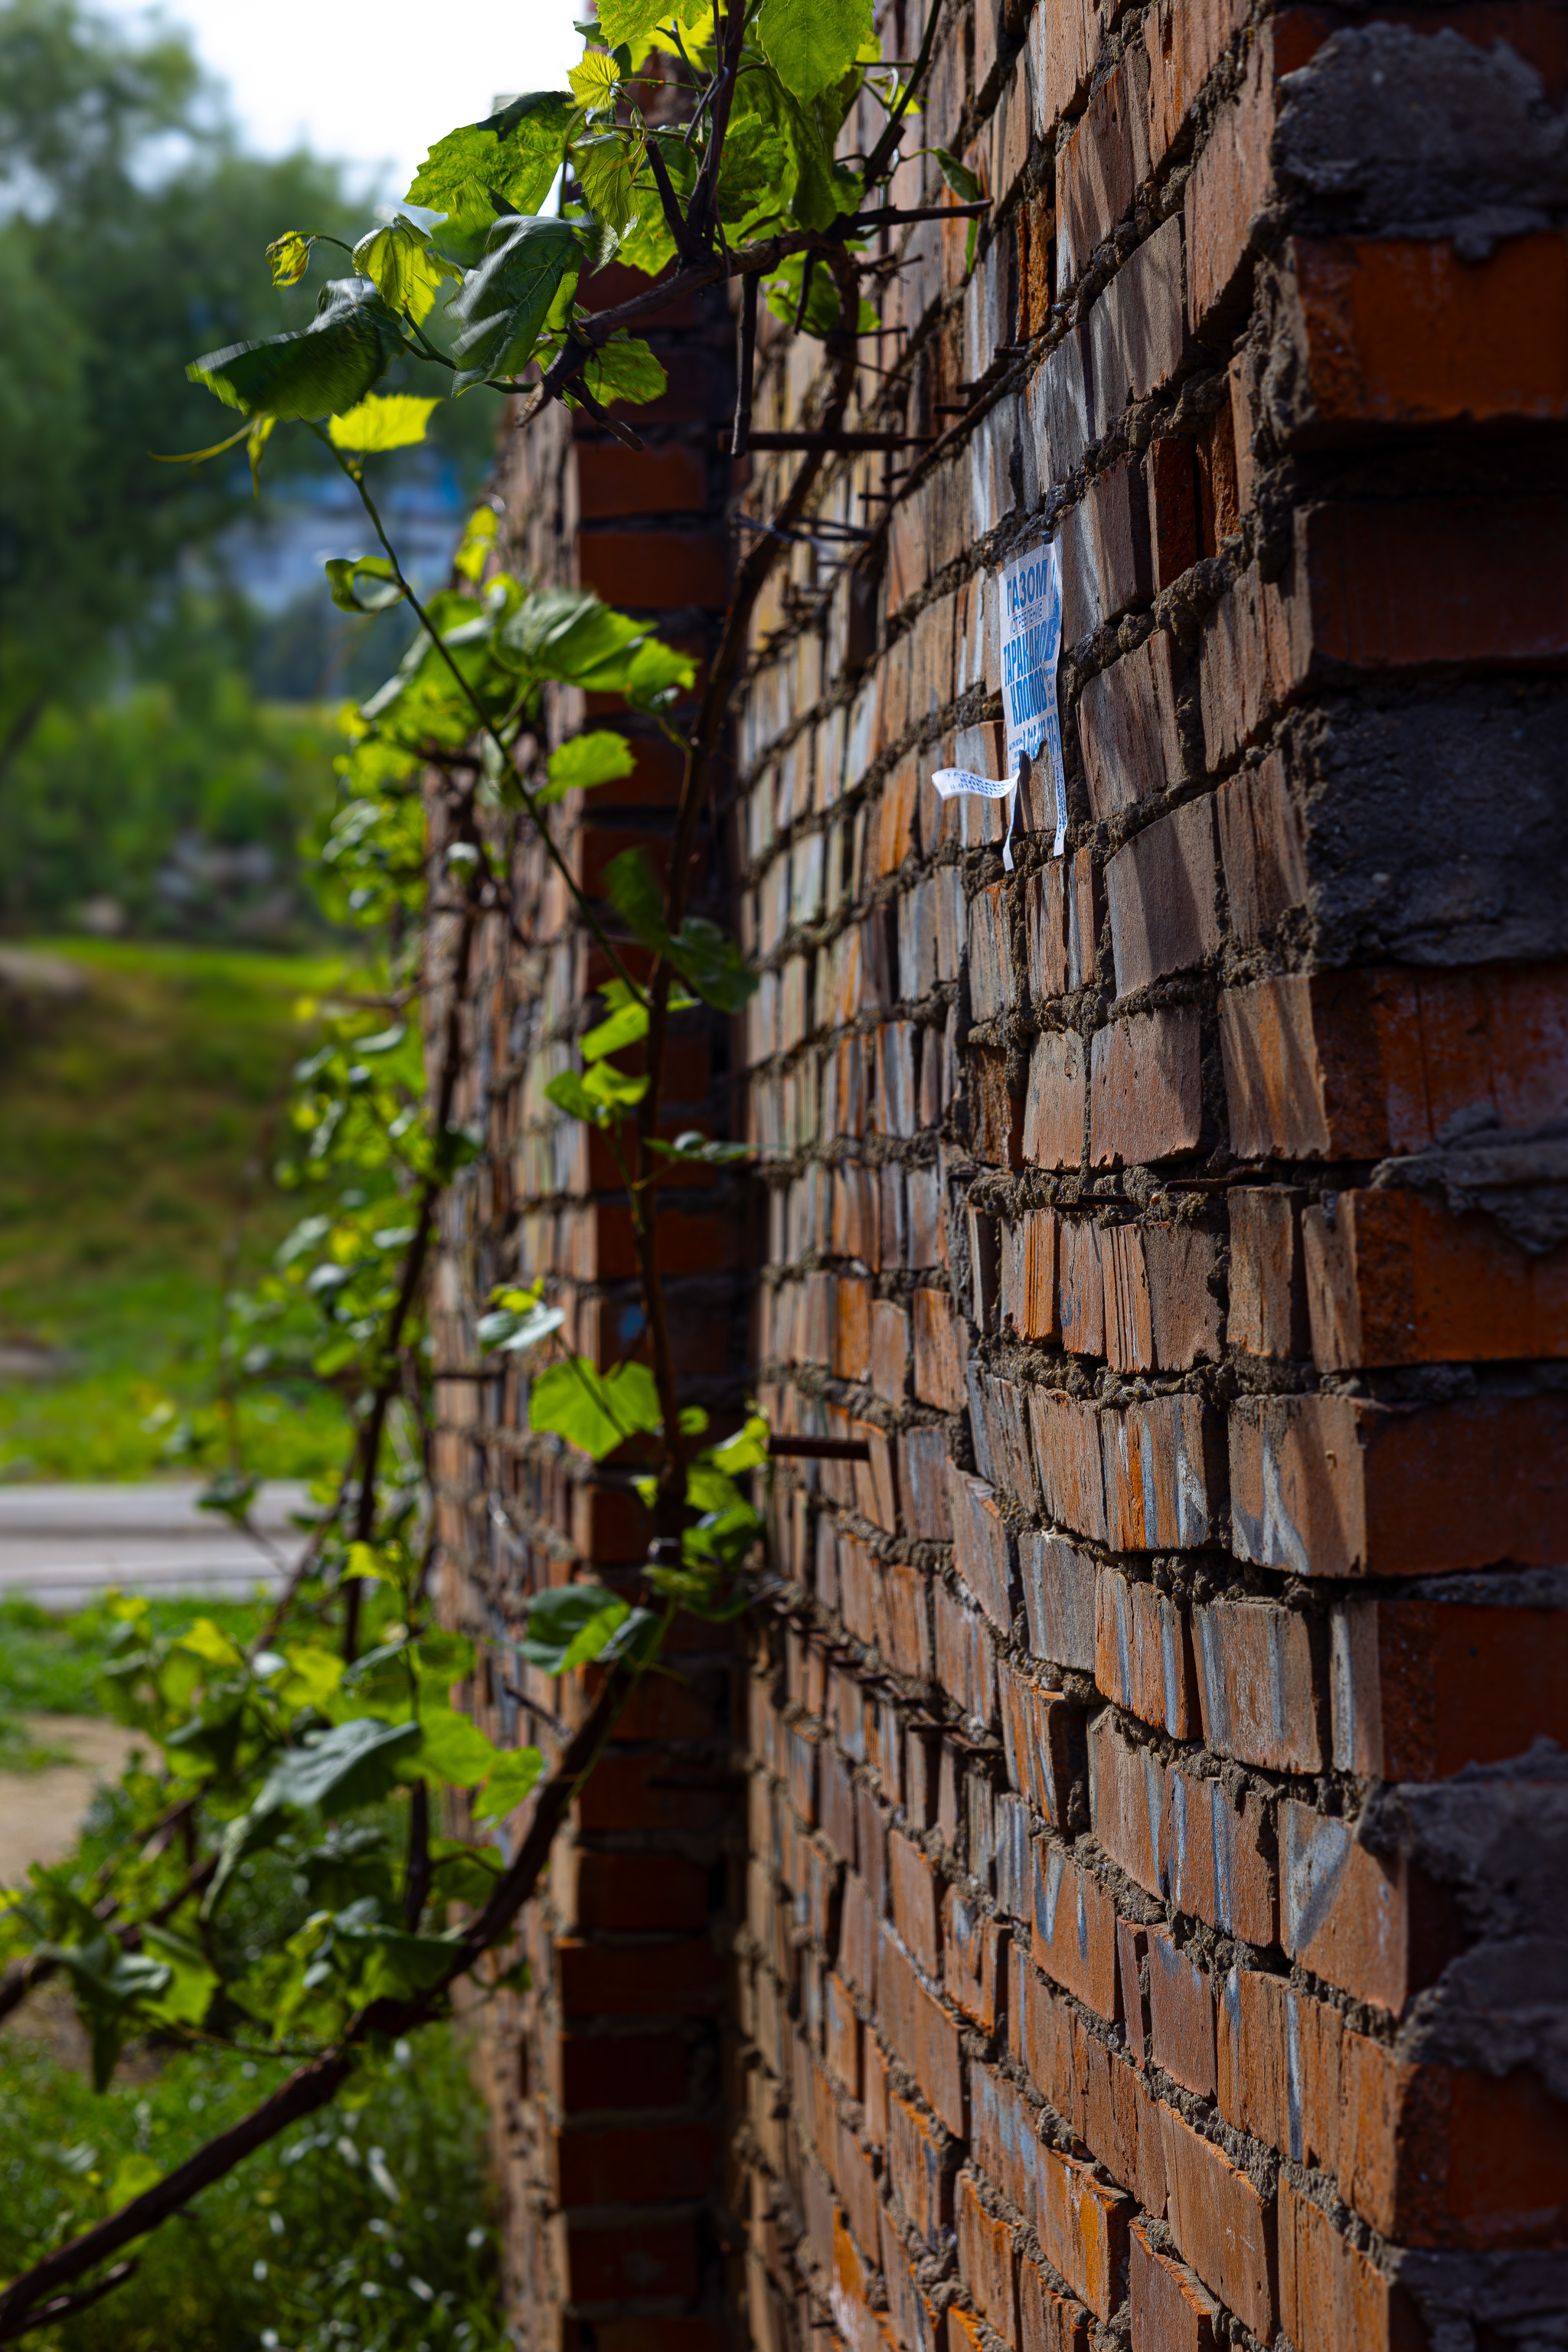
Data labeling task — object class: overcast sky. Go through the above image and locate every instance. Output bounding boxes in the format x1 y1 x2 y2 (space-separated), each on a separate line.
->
111 0 586 201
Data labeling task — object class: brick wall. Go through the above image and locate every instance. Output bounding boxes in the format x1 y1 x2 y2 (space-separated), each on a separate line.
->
435 6 1568 2350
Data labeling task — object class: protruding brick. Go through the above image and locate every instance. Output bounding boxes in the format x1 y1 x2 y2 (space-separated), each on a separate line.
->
1303 1187 1568 1370
1129 2215 1220 2352
1159 2102 1276 2342
1329 1591 1568 1781
1191 1596 1325 1772
1106 800 1221 995
1089 1009 1204 1168
1032 1839 1120 2019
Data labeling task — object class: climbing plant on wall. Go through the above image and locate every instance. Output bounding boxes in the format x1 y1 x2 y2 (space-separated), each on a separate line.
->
0 1 986 2333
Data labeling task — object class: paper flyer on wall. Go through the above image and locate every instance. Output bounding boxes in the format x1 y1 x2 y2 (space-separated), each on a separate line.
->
930 539 1067 867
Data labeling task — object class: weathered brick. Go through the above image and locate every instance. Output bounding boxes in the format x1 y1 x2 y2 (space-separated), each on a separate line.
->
1102 1393 1220 1550
1096 1566 1200 1738
1227 1187 1309 1361
1129 2215 1220 2352
1002 1207 1059 1341
878 1922 967 2137
1027 1389 1109 1545
1021 1532 1099 1672
1159 2102 1276 2342
1018 2253 1090 2352
1058 1215 1104 1356
1303 1187 1568 1370
944 1886 1005 2032
1216 1965 1341 2173
1000 1661 1084 1830
1217 753 1307 947
1078 629 1184 820
936 1580 999 1733
1089 214 1190 433
1191 1596 1325 1772
1230 1390 1568 1579
1329 1591 1568 1782
1147 1927 1217 2099
1035 2143 1129 2322
1161 1761 1276 1946
1023 1029 1087 1168
1089 1008 1204 1167
1106 799 1222 994
1279 1798 1453 2016
1143 0 1249 172
1278 2177 1422 2352
1102 1220 1223 1373
949 1466 1017 1632
1056 50 1150 291
956 2173 1018 2344
914 1287 969 1411
1088 1710 1165 1900
890 2092 956 2251
1032 1839 1119 2019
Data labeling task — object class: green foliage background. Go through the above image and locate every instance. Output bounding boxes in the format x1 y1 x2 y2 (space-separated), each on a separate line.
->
0 942 351 1481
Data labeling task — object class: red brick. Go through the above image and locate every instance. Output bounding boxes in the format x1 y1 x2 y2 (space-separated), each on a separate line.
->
956 2173 1018 2343
825 1971 863 2099
1184 27 1278 338
1217 754 1307 946
972 2057 1039 2226
1191 1596 1325 1772
890 2092 956 2250
1106 799 1221 995
1303 1187 1568 1370
1057 1216 1104 1356
1217 1965 1341 2173
903 1426 956 1540
1143 0 1249 172
1035 2142 1129 2322
949 1466 1016 1632
1223 962 1568 1161
1027 1389 1109 1545
1161 1761 1277 1946
944 1886 1005 2032
840 1869 877 2001
1072 2020 1144 2193
913 1287 969 1411
1021 1532 1100 1674
835 1276 872 1382
1278 2177 1423 2352
1078 629 1184 820
1196 558 1310 767
1056 49 1150 288
1159 2102 1276 2342
1096 1570 1198 1753
1147 437 1199 590
1329 1592 1568 1781
1101 1393 1220 1550
878 1920 967 2137
880 2202 942 2352
1129 2216 1220 2352
552 2031 688 2111
555 2213 701 2302
1339 2035 1568 2250
552 2118 714 2204
1147 1929 1222 2098
1031 0 1104 123
575 1750 735 1834
1282 230 1568 436
1227 1187 1309 1361
1229 1389 1568 1579
1011 1961 1071 2123
1002 1207 1059 1341
999 1662 1083 1829
1031 1840 1119 2019
1304 495 1568 671
1089 214 1190 426
1088 1712 1165 1900
1089 1008 1204 1167
560 1849 710 1931
575 438 707 518
890 1828 943 1978
1023 1029 1088 1169
1279 1798 1459 2015
1018 2253 1090 2352
935 1582 998 1733
577 528 730 611
1102 1220 1223 1374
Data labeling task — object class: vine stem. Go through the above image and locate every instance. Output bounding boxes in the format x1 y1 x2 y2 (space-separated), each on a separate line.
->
634 243 866 1531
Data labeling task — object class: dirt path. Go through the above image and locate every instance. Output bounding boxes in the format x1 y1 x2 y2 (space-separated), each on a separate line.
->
0 1714 143 1887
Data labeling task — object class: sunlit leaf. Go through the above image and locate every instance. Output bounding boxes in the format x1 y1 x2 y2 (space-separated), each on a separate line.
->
471 1744 544 1821
539 729 634 807
581 996 648 1061
414 1705 499 1788
569 51 622 109
452 505 499 582
407 93 577 221
529 1357 661 1459
520 1584 629 1674
572 331 668 410
757 0 873 102
352 215 461 325
256 1716 421 1815
328 394 440 452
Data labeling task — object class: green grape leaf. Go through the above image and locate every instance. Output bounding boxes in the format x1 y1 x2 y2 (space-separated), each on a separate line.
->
539 728 635 807
544 1069 613 1128
475 1299 566 1352
452 505 499 582
581 997 649 1061
109 2152 163 2210
763 250 879 338
520 1584 629 1674
570 332 668 410
471 1745 544 1822
335 1922 460 1998
449 215 585 393
139 1926 218 2027
575 129 640 231
529 1358 661 1460
414 1705 500 1788
583 1060 648 1109
933 147 982 204
407 93 577 220
569 51 622 111
597 0 679 47
256 1716 422 1815
188 276 402 419
757 0 873 103
352 214 461 325
325 555 407 614
623 637 696 711
601 848 760 1010
266 230 316 287
328 394 440 453
495 586 645 688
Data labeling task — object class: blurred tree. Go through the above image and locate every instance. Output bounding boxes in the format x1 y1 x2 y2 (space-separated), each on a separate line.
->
0 0 403 766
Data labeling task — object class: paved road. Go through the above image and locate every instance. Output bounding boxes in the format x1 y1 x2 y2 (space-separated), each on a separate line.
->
0 1481 312 1611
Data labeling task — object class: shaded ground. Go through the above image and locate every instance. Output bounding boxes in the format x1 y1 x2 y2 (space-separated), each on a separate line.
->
0 940 351 1481
0 1715 142 1888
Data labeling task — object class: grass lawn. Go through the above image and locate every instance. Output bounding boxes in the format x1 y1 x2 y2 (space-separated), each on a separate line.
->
0 939 354 1482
